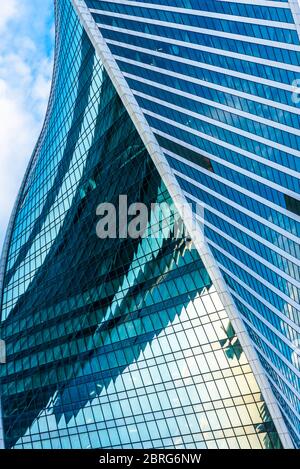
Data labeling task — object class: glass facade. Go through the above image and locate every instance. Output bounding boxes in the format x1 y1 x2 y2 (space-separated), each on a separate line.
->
82 0 300 447
0 0 299 449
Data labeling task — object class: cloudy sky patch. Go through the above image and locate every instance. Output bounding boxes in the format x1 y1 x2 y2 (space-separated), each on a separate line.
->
0 0 54 250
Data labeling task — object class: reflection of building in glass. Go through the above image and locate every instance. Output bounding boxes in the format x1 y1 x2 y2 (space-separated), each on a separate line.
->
0 0 299 449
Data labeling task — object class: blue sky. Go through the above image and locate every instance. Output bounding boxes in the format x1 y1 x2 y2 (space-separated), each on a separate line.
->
0 0 55 251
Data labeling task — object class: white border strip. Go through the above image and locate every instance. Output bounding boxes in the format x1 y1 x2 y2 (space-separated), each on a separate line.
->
72 0 294 448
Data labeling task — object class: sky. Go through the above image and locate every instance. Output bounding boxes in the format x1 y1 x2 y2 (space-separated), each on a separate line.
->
0 0 54 251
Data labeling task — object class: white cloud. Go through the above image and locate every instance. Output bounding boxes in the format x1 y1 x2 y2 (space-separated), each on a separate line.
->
0 0 54 250
0 0 19 33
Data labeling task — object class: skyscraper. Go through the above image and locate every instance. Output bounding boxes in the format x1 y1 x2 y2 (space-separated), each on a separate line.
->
0 0 299 449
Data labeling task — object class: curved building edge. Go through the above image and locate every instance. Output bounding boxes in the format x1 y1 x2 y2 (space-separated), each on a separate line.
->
0 0 61 449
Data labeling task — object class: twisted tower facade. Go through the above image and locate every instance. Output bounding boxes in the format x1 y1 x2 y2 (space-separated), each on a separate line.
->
0 0 299 449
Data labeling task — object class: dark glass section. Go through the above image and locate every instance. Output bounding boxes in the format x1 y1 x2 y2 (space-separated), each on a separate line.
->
155 133 214 172
285 194 300 216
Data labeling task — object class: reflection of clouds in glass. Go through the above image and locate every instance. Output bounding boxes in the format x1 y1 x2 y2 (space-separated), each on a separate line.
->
291 339 300 370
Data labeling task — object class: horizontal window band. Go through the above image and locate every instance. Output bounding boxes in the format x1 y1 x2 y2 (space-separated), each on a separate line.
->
90 0 296 29
210 239 300 312
185 188 300 268
108 39 298 92
200 215 300 290
117 56 300 116
127 73 300 138
98 23 300 72
93 9 300 51
214 252 300 334
180 176 300 245
139 94 300 160
229 288 300 349
154 130 300 198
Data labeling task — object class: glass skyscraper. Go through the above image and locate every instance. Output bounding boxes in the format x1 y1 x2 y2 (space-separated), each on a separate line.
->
0 0 299 449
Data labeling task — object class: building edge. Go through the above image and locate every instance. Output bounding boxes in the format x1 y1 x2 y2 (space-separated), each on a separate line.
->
0 0 60 318
0 0 61 450
71 0 294 448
